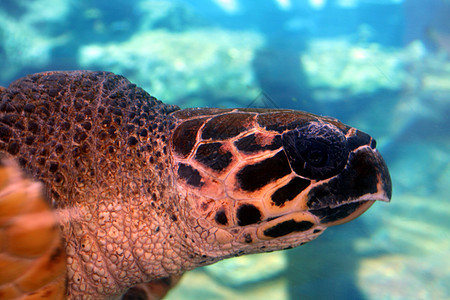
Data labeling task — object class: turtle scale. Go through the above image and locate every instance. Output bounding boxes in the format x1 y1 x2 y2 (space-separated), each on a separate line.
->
0 71 392 299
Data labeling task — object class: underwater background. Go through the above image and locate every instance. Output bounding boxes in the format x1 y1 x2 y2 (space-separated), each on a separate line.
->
1 0 448 299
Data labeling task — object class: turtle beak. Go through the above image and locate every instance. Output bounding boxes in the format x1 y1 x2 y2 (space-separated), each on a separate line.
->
308 141 392 227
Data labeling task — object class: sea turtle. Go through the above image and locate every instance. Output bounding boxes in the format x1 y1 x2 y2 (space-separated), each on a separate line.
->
0 71 391 299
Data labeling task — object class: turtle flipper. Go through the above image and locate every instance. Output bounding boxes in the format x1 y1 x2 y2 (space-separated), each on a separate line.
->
121 275 183 300
0 159 67 299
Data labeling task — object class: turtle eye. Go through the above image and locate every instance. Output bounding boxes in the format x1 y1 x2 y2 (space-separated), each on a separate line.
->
282 122 349 180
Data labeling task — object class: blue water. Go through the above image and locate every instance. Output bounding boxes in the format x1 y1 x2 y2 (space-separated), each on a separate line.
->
1 0 448 299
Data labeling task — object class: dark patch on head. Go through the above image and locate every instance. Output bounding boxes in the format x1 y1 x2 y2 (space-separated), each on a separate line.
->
75 113 85 122
201 113 253 140
282 122 349 180
271 176 311 206
128 136 138 146
195 142 232 172
55 144 64 154
18 157 27 167
172 118 206 158
1 114 18 126
310 201 367 224
28 121 40 134
7 141 20 155
237 151 291 192
264 220 314 238
81 122 92 131
0 102 15 113
307 149 379 210
177 163 203 187
49 161 59 173
61 121 70 131
234 133 282 154
73 130 87 143
72 147 81 158
257 112 316 133
54 172 65 186
215 209 228 225
237 204 262 226
14 120 25 131
24 103 36 113
347 129 372 151
0 126 12 142
37 157 45 166
140 129 148 138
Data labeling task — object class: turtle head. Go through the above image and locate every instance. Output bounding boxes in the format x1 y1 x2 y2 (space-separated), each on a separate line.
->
170 108 391 257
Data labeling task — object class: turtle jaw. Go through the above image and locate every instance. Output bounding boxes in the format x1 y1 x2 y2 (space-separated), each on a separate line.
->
308 145 392 227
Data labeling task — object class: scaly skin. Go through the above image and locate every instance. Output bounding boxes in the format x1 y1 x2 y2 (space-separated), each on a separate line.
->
0 71 392 299
0 71 197 298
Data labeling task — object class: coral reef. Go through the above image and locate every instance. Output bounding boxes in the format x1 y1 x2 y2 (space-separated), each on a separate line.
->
78 28 263 108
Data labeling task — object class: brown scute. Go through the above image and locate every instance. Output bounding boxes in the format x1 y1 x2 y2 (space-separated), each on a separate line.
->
271 176 310 206
195 142 232 172
177 163 203 187
237 151 291 192
215 209 228 225
201 113 254 140
234 133 282 154
237 204 262 226
257 111 316 133
172 117 207 158
263 220 314 238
